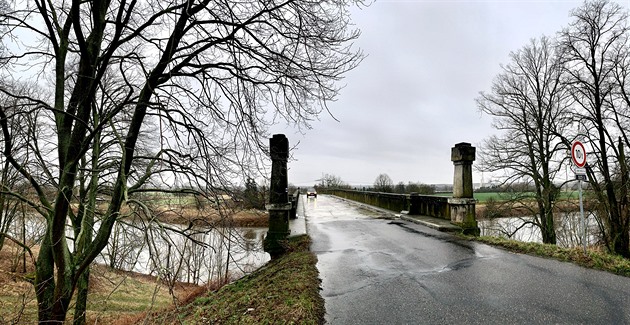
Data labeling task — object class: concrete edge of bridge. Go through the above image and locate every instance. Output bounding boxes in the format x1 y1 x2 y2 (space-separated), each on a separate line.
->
330 195 399 220
399 214 462 232
288 195 307 238
329 195 462 233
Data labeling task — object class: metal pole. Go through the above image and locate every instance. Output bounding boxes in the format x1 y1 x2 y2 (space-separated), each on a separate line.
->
579 179 586 254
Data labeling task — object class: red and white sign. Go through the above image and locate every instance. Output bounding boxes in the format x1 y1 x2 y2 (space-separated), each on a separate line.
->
572 141 587 168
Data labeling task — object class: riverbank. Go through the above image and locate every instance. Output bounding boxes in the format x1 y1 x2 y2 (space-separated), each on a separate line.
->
463 235 630 277
153 207 269 227
475 199 594 219
0 242 201 324
72 203 268 227
124 234 324 324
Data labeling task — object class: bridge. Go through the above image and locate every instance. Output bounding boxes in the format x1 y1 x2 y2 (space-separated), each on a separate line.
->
263 134 481 257
306 194 630 324
324 142 479 235
261 134 630 323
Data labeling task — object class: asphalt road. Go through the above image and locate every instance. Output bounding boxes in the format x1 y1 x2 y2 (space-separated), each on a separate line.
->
306 195 630 325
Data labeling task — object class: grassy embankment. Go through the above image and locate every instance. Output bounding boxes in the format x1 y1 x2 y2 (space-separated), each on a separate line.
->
123 235 324 324
455 191 630 276
0 201 270 324
0 224 321 324
436 191 581 203
461 235 630 277
0 243 198 324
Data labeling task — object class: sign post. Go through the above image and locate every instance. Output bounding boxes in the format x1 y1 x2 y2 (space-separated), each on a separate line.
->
572 141 587 254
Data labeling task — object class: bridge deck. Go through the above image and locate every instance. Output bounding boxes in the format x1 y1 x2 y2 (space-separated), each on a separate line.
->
331 195 461 232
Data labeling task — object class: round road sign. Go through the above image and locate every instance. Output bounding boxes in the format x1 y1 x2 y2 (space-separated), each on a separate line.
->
572 141 587 168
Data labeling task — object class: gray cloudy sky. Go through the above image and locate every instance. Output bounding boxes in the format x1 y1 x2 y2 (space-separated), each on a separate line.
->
272 0 629 187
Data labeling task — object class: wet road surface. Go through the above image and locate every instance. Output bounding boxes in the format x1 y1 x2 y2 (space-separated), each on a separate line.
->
306 195 630 324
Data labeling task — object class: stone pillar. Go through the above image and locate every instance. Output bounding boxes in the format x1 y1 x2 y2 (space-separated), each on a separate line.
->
263 134 291 259
451 142 475 198
448 142 480 235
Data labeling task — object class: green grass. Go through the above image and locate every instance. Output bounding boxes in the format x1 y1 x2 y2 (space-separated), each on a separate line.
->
151 235 324 324
436 191 583 203
435 192 535 203
464 235 630 277
0 264 182 324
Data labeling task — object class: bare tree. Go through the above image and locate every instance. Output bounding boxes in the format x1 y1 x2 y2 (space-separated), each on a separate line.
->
0 0 363 323
477 36 572 244
406 182 435 195
373 173 393 193
317 173 349 189
394 182 405 194
558 0 630 256
0 88 29 251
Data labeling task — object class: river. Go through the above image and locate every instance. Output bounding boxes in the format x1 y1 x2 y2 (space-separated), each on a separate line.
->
478 211 602 247
6 215 269 285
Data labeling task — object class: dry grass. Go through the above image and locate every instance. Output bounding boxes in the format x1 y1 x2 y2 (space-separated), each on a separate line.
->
0 243 38 324
0 242 204 324
111 274 239 325
475 198 598 219
0 206 268 323
466 235 630 277
92 201 269 228
141 235 324 325
155 208 268 228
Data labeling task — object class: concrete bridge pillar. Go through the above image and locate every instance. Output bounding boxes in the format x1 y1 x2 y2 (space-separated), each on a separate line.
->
448 142 480 235
264 134 291 259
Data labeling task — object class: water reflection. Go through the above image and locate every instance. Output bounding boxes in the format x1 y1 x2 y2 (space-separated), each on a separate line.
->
478 212 602 247
306 195 318 210
97 222 269 284
7 215 269 285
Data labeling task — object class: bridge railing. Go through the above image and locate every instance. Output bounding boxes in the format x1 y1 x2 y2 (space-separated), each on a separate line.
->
318 143 479 235
323 189 450 220
289 189 300 219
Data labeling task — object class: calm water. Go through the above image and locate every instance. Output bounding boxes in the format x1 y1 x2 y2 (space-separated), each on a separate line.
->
7 215 269 284
478 211 602 247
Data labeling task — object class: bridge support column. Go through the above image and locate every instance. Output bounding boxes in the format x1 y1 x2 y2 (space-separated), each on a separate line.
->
264 134 291 259
449 142 480 235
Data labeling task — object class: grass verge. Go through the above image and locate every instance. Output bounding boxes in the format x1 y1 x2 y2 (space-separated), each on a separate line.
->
0 246 195 324
146 234 324 324
464 235 630 277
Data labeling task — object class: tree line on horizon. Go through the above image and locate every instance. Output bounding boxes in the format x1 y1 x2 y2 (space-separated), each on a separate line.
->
315 172 438 194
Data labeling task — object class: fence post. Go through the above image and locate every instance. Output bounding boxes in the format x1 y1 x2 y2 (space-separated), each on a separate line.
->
264 134 292 258
448 142 479 235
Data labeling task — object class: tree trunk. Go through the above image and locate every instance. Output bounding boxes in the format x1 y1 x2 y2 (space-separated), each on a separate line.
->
541 210 557 245
35 218 75 324
73 268 90 325
35 235 56 322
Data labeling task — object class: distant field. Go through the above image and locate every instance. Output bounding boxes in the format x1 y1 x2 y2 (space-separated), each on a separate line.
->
433 192 515 202
435 191 581 203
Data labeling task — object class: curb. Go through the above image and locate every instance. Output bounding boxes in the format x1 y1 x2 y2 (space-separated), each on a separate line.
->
399 215 461 232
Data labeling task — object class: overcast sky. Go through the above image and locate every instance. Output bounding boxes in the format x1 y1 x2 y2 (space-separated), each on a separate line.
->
272 0 630 187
